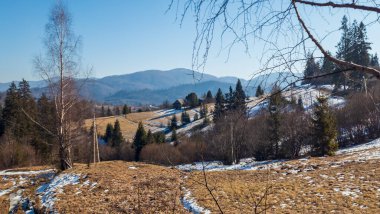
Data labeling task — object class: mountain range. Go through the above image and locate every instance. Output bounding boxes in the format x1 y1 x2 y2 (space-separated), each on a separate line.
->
0 68 298 105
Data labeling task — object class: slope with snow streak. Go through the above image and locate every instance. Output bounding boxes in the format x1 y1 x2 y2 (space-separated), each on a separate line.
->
177 138 380 172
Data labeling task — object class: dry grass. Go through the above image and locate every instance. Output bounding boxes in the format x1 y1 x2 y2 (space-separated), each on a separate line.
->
185 157 380 213
53 161 190 213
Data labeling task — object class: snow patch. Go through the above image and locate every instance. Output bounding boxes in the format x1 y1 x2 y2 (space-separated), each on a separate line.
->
37 173 80 211
0 169 55 176
181 187 210 214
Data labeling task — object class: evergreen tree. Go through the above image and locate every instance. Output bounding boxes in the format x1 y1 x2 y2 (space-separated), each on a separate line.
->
103 123 114 145
311 96 338 156
205 90 213 103
101 105 105 117
146 129 155 144
170 115 178 130
225 86 234 110
171 128 178 142
193 113 199 121
18 79 37 137
35 93 55 158
133 122 147 161
153 132 166 144
199 103 208 118
297 95 304 111
122 104 129 115
107 107 112 116
335 16 351 89
3 82 20 135
181 111 191 125
0 104 4 137
233 79 247 112
319 52 335 85
112 120 124 147
268 85 284 158
213 88 225 122
370 53 379 67
185 92 199 108
255 84 264 97
302 53 321 85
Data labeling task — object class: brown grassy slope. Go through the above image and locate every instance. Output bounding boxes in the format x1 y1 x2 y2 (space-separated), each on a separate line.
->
186 158 380 213
54 161 190 213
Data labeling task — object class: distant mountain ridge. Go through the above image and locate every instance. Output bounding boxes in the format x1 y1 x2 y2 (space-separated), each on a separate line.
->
1 68 298 105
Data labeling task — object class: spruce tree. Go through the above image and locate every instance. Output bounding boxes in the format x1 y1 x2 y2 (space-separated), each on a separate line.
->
133 122 147 161
255 85 264 97
225 86 234 111
107 107 112 116
0 104 4 137
122 104 129 115
153 132 166 144
18 79 37 137
213 88 225 122
233 79 247 112
193 113 199 121
206 90 213 103
302 53 321 85
170 115 178 130
112 120 124 147
320 52 335 85
103 123 114 145
185 92 199 108
101 105 105 117
268 85 283 158
146 129 155 144
370 53 379 67
3 82 20 135
297 95 304 111
181 111 191 125
171 128 178 142
312 96 338 156
200 103 208 118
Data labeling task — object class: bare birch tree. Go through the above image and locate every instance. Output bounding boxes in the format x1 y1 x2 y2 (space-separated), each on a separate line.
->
34 2 84 170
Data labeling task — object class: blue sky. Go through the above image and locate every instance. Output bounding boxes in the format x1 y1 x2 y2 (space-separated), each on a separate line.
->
1 0 380 82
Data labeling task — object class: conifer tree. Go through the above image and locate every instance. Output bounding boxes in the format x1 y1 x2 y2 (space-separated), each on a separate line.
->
213 88 225 122
153 132 166 144
171 128 178 142
193 113 199 121
3 82 20 135
122 104 129 115
17 79 37 137
268 85 283 158
320 52 335 85
101 105 105 117
185 92 199 108
205 90 213 103
181 111 191 125
312 96 338 156
133 122 147 161
146 129 155 144
170 115 178 130
233 79 246 112
302 53 321 85
107 107 112 116
225 86 234 111
112 120 124 147
255 85 264 97
297 95 304 111
103 123 114 145
200 103 208 118
370 53 379 67
0 104 4 137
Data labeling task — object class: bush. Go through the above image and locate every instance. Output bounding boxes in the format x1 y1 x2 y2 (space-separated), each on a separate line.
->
140 143 183 165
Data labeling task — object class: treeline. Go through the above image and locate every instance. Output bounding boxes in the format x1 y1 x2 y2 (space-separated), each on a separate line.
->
139 79 380 166
303 16 379 90
0 80 93 169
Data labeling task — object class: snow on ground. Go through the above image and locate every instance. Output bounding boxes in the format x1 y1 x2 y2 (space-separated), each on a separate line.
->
181 187 211 214
36 173 80 211
177 138 380 172
0 169 55 176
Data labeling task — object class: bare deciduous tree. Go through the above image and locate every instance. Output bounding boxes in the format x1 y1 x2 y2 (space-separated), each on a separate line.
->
170 0 380 83
34 2 87 170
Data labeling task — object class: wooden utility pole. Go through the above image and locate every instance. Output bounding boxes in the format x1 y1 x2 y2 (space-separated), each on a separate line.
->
93 113 100 164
